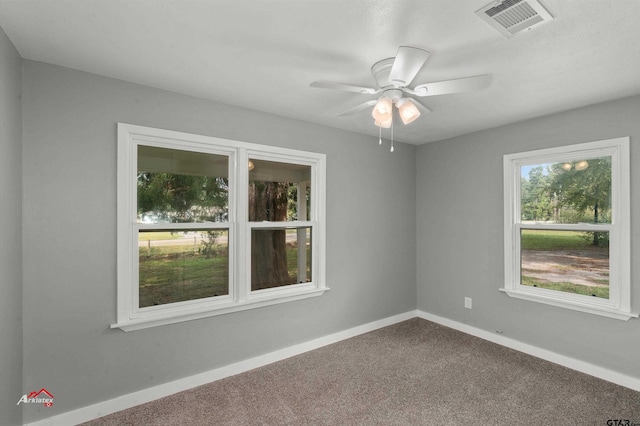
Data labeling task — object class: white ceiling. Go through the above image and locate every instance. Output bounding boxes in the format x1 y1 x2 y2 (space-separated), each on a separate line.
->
1 0 639 145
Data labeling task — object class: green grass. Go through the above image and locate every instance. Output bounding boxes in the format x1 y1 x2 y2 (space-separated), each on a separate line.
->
139 242 310 307
285 242 312 283
138 231 183 242
139 245 229 307
140 244 199 257
521 275 609 299
520 229 592 251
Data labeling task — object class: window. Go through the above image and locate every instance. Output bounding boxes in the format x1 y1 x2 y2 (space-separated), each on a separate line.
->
247 159 313 291
115 124 326 331
502 137 635 320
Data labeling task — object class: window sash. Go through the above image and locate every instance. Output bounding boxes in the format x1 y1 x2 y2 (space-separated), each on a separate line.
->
513 224 616 306
134 225 233 314
512 145 620 219
246 222 316 296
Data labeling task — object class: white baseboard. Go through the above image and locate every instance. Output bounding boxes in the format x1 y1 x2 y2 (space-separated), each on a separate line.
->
25 310 416 426
416 310 640 392
24 309 640 425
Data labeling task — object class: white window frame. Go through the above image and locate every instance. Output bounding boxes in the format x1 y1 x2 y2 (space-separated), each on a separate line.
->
114 123 327 331
502 137 636 321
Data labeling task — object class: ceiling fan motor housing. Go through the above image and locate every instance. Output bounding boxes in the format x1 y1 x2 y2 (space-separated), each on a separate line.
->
382 89 404 103
371 58 395 88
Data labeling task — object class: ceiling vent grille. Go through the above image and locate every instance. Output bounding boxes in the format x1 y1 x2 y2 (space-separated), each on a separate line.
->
476 0 553 38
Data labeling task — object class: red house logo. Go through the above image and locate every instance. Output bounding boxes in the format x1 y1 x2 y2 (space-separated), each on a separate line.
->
17 388 54 407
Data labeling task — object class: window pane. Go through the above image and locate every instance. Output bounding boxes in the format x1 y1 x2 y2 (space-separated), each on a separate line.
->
520 156 611 224
520 229 609 299
138 146 229 223
248 159 311 222
139 229 229 307
251 227 312 291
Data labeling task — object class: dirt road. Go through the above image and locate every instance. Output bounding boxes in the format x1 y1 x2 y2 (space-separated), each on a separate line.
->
521 249 609 288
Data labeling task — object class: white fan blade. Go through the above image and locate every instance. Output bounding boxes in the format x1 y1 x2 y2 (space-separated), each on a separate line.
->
338 100 378 116
412 75 491 97
388 46 430 86
310 80 378 95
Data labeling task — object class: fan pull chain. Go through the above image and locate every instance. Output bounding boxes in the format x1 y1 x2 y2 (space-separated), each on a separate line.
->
378 126 382 145
390 119 395 152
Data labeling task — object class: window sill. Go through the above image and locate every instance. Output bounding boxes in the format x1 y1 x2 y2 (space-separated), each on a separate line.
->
112 287 329 332
499 288 638 321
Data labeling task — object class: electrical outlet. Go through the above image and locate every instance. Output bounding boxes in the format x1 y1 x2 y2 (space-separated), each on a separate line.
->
464 297 472 309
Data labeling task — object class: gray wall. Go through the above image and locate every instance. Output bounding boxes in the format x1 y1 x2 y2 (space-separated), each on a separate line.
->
16 48 640 424
20 60 417 422
0 26 23 426
416 95 640 380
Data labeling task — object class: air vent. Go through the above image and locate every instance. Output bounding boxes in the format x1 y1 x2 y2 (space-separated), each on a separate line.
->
476 0 553 38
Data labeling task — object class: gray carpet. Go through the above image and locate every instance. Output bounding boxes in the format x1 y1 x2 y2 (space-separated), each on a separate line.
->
83 319 640 425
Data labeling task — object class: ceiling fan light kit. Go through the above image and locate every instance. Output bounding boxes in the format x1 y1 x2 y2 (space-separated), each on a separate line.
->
371 96 393 123
372 89 420 127
374 118 392 129
310 45 491 152
396 98 421 125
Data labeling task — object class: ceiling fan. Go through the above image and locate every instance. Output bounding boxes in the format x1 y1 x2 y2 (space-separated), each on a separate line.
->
310 46 491 137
